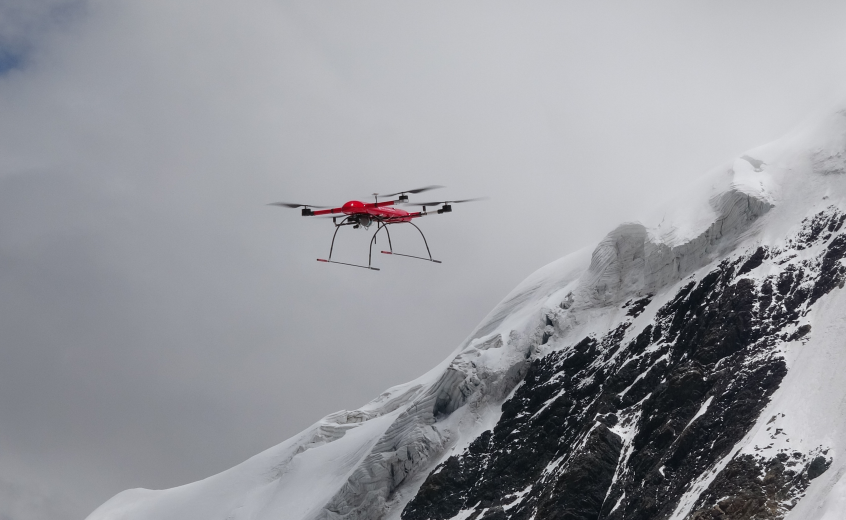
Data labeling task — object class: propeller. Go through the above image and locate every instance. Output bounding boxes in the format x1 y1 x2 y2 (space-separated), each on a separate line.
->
406 197 487 213
384 185 444 197
406 197 488 206
267 202 330 209
267 202 330 216
382 185 444 202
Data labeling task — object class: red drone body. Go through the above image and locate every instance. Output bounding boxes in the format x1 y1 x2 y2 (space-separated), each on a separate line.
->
270 186 483 271
312 200 419 222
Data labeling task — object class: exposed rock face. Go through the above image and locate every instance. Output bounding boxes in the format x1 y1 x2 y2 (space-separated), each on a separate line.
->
687 452 832 520
403 207 843 520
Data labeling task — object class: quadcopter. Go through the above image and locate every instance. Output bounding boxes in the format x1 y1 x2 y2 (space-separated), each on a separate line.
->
270 186 484 271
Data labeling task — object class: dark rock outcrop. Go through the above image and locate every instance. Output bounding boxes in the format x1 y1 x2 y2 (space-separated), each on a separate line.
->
403 207 846 520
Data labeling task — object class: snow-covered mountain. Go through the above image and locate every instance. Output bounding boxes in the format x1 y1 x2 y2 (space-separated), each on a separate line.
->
88 108 846 520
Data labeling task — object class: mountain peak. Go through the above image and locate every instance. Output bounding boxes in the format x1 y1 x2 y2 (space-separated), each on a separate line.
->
88 108 846 520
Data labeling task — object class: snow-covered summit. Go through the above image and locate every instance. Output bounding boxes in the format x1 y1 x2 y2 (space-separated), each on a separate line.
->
88 108 846 520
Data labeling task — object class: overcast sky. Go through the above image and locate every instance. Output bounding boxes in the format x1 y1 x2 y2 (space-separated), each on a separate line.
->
1 1 846 519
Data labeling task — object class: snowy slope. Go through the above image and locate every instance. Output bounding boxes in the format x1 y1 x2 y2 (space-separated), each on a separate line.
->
88 108 846 520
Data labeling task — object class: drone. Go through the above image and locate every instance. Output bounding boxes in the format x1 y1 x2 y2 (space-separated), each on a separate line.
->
270 186 484 271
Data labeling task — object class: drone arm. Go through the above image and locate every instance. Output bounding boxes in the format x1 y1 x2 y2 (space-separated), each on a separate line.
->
311 207 346 216
310 200 396 216
402 210 433 220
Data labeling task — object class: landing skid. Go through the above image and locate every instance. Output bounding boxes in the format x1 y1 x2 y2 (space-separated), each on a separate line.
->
370 221 440 267
381 251 442 263
316 259 380 271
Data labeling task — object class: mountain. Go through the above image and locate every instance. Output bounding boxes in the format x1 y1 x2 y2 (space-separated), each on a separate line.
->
87 108 846 520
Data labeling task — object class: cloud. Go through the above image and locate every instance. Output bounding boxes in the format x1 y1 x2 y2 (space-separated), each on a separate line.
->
0 0 87 73
0 476 79 520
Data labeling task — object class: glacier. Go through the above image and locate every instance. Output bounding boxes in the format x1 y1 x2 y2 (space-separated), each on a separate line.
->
88 107 846 520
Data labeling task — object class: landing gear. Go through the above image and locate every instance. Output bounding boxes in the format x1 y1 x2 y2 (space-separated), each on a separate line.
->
316 217 441 271
372 222 441 264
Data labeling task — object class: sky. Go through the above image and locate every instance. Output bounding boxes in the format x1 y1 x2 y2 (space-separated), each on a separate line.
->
1 1 845 518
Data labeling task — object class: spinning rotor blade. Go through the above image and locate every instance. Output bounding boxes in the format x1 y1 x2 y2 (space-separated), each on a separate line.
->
267 202 330 209
384 185 445 197
406 197 488 206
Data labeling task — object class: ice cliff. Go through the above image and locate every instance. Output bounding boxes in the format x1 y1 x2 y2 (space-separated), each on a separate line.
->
88 108 846 520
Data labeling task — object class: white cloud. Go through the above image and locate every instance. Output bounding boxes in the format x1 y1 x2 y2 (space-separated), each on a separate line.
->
0 0 86 70
0 476 80 520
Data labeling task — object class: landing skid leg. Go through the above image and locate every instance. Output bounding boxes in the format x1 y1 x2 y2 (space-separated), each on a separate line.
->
316 217 380 271
408 221 437 262
326 218 346 261
368 223 391 268
378 222 442 264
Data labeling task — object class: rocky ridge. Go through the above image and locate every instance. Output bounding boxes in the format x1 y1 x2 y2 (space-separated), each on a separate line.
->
86 110 846 520
404 206 846 520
